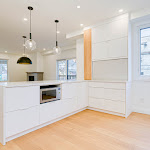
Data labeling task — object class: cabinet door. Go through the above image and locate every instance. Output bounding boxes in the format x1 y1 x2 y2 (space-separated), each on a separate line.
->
5 86 40 112
89 97 104 110
104 89 125 101
108 37 128 59
77 82 88 109
89 87 104 99
6 106 39 137
104 100 125 114
62 83 78 99
92 42 108 61
40 100 63 124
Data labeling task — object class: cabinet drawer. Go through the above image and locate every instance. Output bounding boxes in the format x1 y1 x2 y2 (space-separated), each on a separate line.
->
40 100 63 124
6 106 39 137
89 87 104 99
104 100 125 114
104 83 126 89
89 82 104 88
104 89 125 101
89 97 104 110
62 83 79 99
5 86 40 112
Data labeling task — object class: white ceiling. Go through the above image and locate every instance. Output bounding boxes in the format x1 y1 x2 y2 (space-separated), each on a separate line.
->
0 0 150 54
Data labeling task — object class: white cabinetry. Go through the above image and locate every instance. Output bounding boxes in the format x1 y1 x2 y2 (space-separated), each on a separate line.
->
5 86 40 112
88 82 128 116
6 106 39 137
40 82 88 124
92 16 128 61
5 86 40 138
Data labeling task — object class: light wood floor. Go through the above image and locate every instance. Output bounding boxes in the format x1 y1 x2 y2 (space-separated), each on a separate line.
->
0 110 150 150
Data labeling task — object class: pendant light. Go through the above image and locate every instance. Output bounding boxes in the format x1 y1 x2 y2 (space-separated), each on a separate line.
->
53 20 61 55
25 6 36 51
17 36 32 64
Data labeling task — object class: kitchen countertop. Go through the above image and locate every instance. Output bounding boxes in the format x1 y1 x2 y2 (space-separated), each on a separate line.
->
0 80 86 87
0 80 128 88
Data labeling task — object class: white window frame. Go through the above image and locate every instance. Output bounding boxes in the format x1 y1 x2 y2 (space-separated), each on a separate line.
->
56 58 76 80
132 16 150 81
0 59 8 82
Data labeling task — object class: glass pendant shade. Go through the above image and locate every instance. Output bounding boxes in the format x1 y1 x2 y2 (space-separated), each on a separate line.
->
17 57 32 64
53 46 61 55
25 39 36 51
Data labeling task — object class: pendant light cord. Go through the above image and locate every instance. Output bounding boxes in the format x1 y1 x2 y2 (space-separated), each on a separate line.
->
30 9 32 39
24 38 26 55
56 22 58 47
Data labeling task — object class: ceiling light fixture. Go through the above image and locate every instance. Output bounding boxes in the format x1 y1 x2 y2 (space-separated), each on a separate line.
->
5 51 7 53
53 20 61 55
17 36 32 65
25 6 36 51
119 9 123 13
57 31 60 34
43 48 46 51
77 5 80 8
80 24 83 27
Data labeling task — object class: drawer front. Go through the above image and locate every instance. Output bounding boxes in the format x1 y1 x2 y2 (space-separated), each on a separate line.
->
89 87 104 99
62 83 79 99
89 97 104 110
89 82 104 88
6 106 39 137
104 83 126 89
5 86 40 112
104 89 125 101
104 100 125 114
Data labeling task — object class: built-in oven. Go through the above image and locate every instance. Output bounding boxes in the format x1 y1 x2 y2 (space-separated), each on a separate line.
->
40 85 61 104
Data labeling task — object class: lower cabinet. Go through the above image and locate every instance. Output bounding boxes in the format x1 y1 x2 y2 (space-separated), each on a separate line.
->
6 106 39 137
40 98 78 124
89 82 126 115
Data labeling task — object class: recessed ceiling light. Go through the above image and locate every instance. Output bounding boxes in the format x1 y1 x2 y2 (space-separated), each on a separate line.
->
23 18 28 21
119 9 123 13
80 24 83 27
57 31 60 34
43 48 46 51
5 51 7 53
77 5 80 9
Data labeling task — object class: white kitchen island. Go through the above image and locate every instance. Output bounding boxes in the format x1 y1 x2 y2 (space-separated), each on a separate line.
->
0 80 88 145
0 80 132 145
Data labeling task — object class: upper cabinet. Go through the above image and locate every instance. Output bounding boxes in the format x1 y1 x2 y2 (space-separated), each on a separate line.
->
92 16 128 61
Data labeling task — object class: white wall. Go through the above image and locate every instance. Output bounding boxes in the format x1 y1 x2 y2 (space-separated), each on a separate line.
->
130 14 150 115
76 38 84 80
43 49 76 80
0 53 28 82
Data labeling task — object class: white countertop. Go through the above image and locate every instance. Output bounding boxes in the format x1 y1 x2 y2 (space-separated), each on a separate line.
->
0 80 86 87
0 79 128 87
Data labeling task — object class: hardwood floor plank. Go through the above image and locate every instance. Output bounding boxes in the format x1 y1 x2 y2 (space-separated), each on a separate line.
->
0 110 150 150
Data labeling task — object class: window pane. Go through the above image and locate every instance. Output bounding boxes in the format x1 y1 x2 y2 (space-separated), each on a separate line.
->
57 60 66 80
0 60 8 81
140 28 150 76
67 59 77 80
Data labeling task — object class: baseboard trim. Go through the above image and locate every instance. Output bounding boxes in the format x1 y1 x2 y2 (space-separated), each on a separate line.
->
6 107 87 143
87 107 126 117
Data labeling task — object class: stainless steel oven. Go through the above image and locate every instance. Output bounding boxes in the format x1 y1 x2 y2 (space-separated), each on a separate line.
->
40 85 61 104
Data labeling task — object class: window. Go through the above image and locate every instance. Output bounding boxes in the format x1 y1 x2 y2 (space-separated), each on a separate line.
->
140 27 150 76
0 60 8 81
57 59 77 80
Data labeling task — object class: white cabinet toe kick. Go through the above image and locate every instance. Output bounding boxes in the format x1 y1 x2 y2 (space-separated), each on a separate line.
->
0 81 131 145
